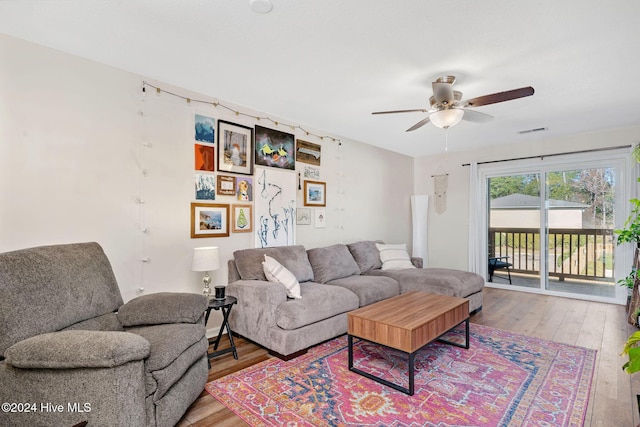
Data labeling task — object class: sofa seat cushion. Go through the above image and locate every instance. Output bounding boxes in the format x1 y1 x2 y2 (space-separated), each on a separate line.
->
366 267 484 298
307 244 361 283
234 245 314 282
346 240 382 274
326 275 400 307
275 282 359 330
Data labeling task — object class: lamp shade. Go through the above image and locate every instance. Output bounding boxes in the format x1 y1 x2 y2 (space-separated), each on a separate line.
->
191 247 221 272
430 109 464 129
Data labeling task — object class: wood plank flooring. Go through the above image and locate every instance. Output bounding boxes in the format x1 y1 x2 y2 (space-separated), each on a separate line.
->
177 287 640 426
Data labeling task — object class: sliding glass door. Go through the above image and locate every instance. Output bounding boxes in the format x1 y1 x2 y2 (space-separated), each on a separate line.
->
488 174 543 289
479 151 629 304
544 168 615 297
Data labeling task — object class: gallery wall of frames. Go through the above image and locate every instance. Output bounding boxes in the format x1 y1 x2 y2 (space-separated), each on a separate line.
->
190 112 327 248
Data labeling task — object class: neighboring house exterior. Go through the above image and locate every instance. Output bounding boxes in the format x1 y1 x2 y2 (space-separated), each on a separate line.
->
489 193 588 229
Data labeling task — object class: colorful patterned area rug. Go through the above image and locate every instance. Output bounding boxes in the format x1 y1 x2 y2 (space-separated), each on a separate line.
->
206 324 596 426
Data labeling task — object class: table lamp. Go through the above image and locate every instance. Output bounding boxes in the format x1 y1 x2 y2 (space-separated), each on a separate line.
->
191 246 221 298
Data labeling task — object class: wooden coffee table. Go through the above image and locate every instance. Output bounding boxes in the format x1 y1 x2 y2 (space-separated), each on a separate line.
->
347 291 469 395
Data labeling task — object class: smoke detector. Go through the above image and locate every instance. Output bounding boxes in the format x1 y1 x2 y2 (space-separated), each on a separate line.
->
250 0 273 13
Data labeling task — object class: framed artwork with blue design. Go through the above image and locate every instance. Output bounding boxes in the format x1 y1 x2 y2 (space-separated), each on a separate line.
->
194 114 215 144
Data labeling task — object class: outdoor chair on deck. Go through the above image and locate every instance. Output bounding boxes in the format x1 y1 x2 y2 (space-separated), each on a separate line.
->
488 256 512 284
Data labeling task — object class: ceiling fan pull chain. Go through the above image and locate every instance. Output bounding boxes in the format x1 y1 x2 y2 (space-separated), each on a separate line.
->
445 128 449 160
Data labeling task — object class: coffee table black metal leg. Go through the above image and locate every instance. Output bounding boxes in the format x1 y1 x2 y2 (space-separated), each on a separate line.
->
408 352 415 395
348 335 354 369
465 318 469 349
437 318 470 349
348 336 415 395
349 318 470 396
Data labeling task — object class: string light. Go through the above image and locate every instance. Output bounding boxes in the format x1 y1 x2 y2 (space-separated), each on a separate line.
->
142 81 342 144
337 142 345 241
137 82 152 295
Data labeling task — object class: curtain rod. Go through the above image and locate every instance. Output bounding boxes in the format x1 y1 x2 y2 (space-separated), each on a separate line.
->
461 144 632 167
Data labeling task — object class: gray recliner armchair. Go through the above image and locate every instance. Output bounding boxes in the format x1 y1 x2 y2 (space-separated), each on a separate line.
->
0 242 209 427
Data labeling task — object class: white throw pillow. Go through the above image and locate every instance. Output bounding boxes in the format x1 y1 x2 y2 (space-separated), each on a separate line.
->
262 255 302 299
376 243 416 270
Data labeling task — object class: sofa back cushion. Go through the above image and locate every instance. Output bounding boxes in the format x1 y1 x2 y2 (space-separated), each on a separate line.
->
346 240 383 273
307 244 361 283
233 245 314 283
0 242 124 355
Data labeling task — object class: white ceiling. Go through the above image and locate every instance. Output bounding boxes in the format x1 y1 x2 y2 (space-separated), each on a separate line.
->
1 0 639 157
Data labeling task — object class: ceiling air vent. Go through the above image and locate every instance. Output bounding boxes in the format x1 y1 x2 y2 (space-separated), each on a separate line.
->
518 127 548 134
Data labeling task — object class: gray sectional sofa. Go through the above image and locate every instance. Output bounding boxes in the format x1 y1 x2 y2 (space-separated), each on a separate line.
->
227 240 484 359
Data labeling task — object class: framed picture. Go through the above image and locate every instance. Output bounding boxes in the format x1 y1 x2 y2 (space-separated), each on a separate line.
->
236 176 253 201
304 165 320 180
304 180 326 206
217 174 236 196
232 204 253 233
195 144 215 171
315 209 327 228
194 114 215 144
190 203 229 238
195 174 216 200
296 139 321 166
296 208 311 225
218 120 253 175
255 125 295 170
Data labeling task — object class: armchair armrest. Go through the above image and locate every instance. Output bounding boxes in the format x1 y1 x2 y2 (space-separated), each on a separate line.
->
117 292 207 327
4 330 150 369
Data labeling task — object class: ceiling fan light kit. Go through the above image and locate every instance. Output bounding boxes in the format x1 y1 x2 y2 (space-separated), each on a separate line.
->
429 109 464 129
372 75 534 132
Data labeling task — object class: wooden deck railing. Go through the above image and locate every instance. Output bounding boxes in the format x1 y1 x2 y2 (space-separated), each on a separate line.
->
489 227 615 282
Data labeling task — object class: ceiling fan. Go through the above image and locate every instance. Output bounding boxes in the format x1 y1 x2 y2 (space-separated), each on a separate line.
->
372 75 534 132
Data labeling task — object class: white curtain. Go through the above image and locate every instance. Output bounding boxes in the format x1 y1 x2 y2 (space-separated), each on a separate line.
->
411 195 429 267
467 162 482 274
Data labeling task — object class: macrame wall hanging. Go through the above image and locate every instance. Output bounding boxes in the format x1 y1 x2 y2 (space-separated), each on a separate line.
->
432 174 448 214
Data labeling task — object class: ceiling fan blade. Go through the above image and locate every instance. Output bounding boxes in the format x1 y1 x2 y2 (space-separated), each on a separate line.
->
372 109 428 115
432 81 454 105
463 86 534 107
461 109 494 123
406 116 431 132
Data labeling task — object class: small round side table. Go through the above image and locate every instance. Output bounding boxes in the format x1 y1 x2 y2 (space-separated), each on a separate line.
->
204 296 238 368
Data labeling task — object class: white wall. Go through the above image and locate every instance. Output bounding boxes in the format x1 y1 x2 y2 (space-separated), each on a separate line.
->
0 35 414 327
414 126 640 270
